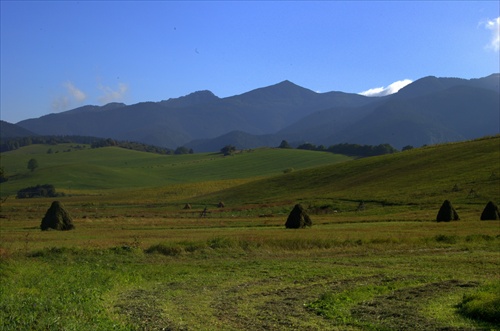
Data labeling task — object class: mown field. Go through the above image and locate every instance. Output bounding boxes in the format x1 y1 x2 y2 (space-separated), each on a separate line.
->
0 136 499 330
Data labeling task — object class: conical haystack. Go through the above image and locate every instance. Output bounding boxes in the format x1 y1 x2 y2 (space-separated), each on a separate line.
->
436 200 459 222
183 203 192 210
285 204 312 228
40 201 75 231
480 201 500 220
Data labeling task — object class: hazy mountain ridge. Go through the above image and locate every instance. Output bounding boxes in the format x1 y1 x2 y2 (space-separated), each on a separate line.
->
0 120 38 139
323 85 499 148
9 74 500 151
160 90 220 108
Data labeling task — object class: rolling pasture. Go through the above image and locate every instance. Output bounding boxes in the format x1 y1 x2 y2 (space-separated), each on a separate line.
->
0 136 499 330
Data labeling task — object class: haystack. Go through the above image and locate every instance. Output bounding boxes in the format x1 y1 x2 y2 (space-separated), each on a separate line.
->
183 203 192 210
217 201 225 208
436 200 459 222
40 201 75 231
480 201 500 220
285 204 312 228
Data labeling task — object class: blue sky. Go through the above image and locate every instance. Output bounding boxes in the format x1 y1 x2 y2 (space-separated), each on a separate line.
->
1 1 499 124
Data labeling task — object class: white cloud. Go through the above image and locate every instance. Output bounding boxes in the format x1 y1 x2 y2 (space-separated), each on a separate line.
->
482 17 500 51
359 79 413 97
51 96 70 111
64 81 87 102
98 83 129 104
51 81 86 111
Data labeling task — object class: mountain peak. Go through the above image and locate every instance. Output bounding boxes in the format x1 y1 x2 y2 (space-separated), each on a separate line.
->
234 80 317 103
160 90 219 108
273 80 308 89
396 74 500 98
276 79 294 85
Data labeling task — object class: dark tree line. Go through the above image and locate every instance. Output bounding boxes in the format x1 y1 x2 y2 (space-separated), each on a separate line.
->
326 143 398 157
0 135 173 155
1 136 95 152
16 184 61 199
279 140 398 157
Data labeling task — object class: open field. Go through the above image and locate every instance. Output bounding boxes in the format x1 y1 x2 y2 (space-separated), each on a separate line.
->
0 145 350 196
1 136 499 330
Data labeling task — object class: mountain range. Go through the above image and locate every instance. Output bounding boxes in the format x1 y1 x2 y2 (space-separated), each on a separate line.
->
4 74 499 151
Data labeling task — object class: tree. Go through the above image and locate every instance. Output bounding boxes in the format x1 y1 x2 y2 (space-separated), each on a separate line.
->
220 145 236 156
0 167 7 183
174 146 191 155
402 145 414 151
278 140 291 149
27 158 38 172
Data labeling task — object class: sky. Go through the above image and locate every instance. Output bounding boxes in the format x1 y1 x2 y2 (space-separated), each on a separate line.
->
1 1 499 124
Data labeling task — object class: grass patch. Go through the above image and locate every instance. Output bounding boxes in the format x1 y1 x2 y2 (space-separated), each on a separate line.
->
434 234 459 244
457 281 500 324
145 243 184 256
306 280 398 324
0 257 134 330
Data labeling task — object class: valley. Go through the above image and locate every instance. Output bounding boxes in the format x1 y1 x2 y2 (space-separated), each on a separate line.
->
0 136 499 330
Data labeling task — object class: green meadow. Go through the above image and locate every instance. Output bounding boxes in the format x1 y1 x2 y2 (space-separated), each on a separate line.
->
0 136 499 330
0 144 350 194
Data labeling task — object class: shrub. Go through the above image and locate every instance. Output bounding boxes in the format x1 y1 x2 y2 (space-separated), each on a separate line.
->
207 236 236 249
181 241 207 253
145 243 183 256
0 167 7 183
465 234 494 242
278 140 291 149
434 234 458 244
16 184 60 199
27 158 38 172
220 145 236 156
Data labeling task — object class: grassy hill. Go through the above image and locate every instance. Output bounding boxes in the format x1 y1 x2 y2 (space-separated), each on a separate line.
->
0 144 351 196
1 136 499 218
1 136 499 331
193 136 500 215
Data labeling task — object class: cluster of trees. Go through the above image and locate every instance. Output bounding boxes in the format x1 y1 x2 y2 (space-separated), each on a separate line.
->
174 146 194 155
278 140 398 157
1 134 406 159
1 136 98 152
16 184 61 199
0 135 173 155
216 142 398 158
325 143 398 157
90 138 174 154
220 145 237 156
